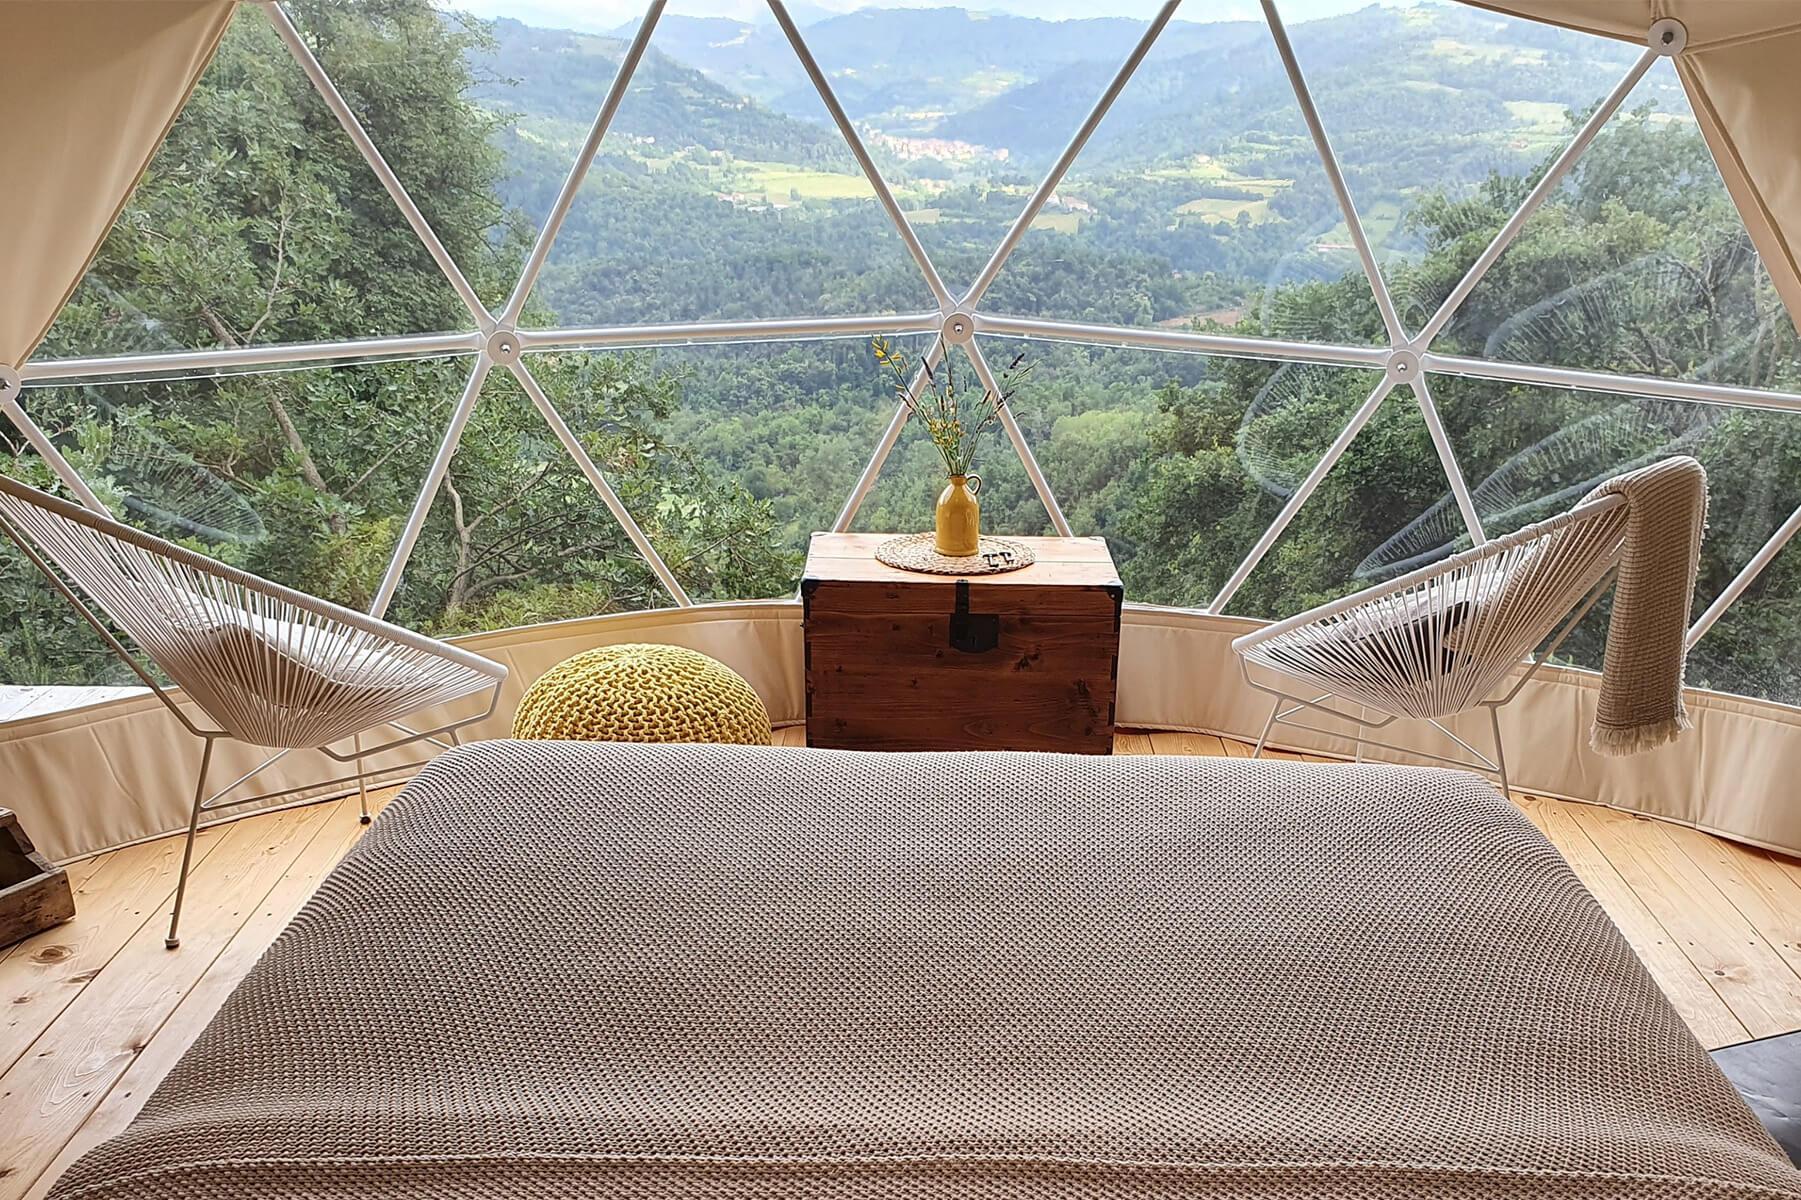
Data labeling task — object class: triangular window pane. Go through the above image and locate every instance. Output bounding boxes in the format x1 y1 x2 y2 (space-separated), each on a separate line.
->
280 2 530 314
1223 391 1452 619
1403 373 1801 623
970 11 1392 345
393 367 672 632
2 356 470 685
1292 1 1664 337
971 340 1388 606
1688 543 1801 707
785 7 1162 309
480 2 936 325
36 6 482 364
1441 60 1799 390
532 338 920 601
1359 375 1801 692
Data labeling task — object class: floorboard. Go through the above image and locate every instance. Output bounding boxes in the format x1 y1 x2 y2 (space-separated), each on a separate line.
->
1513 793 1751 1048
10 733 1800 1199
0 829 229 1078
20 791 395 1200
0 800 342 1199
1566 801 1801 1040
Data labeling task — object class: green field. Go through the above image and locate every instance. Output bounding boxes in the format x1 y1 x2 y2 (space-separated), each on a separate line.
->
1144 158 1292 197
1505 98 1569 134
736 162 875 201
1310 196 1407 253
1176 196 1272 224
959 66 1028 102
1431 37 1548 66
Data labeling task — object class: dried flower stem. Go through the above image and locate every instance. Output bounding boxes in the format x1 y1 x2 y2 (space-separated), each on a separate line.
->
871 337 1030 477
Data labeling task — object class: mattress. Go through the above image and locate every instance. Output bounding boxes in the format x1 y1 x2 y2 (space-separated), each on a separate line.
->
52 742 1801 1199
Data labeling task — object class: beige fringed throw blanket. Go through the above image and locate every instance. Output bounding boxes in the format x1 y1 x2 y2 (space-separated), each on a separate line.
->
1584 455 1708 755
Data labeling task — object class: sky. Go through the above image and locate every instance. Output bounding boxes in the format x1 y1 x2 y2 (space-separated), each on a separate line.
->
446 0 1412 35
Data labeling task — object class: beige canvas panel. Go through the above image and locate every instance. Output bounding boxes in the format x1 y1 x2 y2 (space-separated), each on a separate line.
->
0 602 806 862
1459 0 1801 47
1 1 234 367
7 601 1801 862
1680 34 1801 338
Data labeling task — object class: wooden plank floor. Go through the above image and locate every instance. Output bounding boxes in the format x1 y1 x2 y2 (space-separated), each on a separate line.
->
7 728 1801 1198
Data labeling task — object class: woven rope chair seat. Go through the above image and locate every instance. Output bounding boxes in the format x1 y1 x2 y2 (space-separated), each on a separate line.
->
0 475 503 750
1236 496 1630 721
512 643 772 745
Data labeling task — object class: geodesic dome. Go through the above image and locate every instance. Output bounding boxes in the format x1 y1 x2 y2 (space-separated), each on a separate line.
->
4 0 1801 859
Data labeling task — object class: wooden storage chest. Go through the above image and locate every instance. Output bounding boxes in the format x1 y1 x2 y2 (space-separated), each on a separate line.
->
802 533 1123 753
0 808 74 949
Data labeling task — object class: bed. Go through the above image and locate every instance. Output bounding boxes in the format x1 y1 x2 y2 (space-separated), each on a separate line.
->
51 742 1801 1199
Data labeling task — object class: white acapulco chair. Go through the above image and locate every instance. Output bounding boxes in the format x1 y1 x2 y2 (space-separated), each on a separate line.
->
0 474 507 948
1231 491 1632 795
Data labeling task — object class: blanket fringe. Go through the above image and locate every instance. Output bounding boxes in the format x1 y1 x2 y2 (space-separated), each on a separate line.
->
1589 713 1690 757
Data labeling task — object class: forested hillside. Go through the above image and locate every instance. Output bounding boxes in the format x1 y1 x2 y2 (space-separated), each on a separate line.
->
623 8 1229 131
4 0 1799 708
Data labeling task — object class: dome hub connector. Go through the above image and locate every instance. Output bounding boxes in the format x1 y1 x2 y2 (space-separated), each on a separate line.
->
1385 347 1421 383
1649 17 1687 55
940 311 976 346
485 329 521 364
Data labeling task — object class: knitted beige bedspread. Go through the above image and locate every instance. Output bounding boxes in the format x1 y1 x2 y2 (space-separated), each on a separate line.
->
53 743 1801 1199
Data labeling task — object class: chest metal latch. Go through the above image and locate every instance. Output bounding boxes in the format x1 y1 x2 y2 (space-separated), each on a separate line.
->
948 579 1000 653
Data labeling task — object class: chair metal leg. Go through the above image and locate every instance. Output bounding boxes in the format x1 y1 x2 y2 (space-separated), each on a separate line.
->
166 736 215 950
354 731 371 825
1252 695 1283 759
1488 705 1511 799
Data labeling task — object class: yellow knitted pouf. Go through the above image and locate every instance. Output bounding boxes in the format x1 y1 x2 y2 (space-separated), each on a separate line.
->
511 643 772 745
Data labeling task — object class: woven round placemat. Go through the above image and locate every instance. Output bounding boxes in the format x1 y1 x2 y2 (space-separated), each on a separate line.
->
875 532 1036 575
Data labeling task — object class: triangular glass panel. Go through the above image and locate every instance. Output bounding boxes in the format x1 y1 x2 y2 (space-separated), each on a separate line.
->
961 10 1392 346
526 337 931 602
0 433 138 687
997 341 1387 607
390 366 674 633
1440 59 1798 390
34 6 482 366
1288 0 1666 338
1390 375 1801 679
1222 390 1454 620
1686 541 1801 707
278 1 531 317
782 6 1167 311
1 355 471 685
482 1 938 326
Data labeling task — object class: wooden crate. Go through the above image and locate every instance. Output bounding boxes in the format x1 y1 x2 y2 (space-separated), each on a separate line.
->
0 808 75 949
802 533 1123 753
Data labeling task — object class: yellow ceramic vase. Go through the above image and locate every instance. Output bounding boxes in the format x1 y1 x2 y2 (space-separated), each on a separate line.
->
935 473 982 556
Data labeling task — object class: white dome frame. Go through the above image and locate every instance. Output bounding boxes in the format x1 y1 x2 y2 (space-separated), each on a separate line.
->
5 0 1799 654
